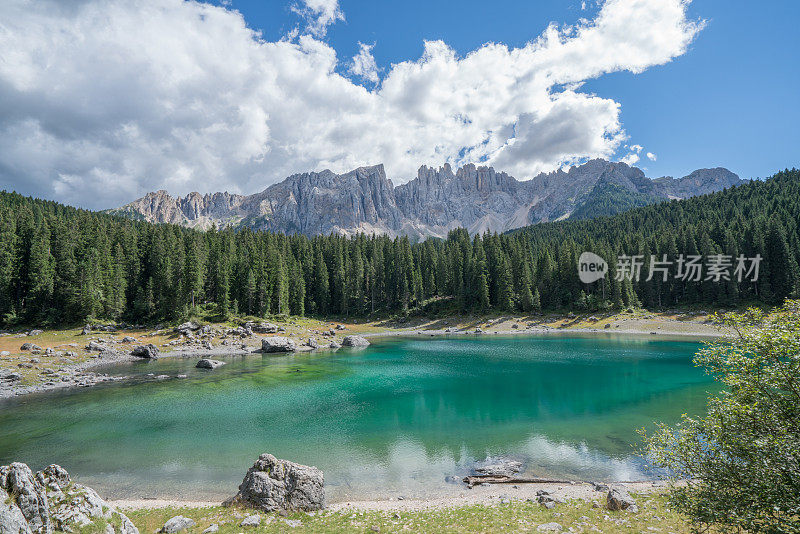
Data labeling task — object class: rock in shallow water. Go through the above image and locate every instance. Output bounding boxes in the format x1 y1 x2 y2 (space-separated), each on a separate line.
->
341 335 370 347
195 359 225 369
225 453 324 512
131 344 159 359
260 337 296 353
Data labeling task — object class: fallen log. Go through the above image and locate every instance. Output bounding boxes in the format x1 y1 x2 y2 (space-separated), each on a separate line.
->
462 474 573 489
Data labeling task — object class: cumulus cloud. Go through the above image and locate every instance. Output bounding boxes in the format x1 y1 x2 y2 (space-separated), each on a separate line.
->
619 143 643 165
620 153 641 166
291 0 344 37
349 42 379 84
647 151 657 161
0 0 704 209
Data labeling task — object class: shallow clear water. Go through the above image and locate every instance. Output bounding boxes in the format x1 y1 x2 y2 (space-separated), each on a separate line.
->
0 334 714 502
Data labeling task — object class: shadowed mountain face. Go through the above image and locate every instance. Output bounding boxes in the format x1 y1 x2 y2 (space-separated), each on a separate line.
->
109 159 742 238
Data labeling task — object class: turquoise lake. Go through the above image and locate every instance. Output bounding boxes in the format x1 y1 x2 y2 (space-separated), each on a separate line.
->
0 334 715 502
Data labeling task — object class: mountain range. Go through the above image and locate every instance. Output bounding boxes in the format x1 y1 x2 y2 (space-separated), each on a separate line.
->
110 159 742 238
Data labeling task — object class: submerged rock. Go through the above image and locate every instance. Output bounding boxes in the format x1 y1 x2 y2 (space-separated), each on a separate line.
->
196 359 225 369
0 462 138 534
260 337 296 353
225 453 324 512
341 335 370 348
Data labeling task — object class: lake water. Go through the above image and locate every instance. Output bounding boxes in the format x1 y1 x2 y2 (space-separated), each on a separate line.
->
0 334 714 502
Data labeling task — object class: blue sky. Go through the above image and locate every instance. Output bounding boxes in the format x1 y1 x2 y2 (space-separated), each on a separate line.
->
226 0 799 180
1 0 797 208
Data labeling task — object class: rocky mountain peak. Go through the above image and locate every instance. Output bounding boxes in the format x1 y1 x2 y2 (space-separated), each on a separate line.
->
111 159 742 238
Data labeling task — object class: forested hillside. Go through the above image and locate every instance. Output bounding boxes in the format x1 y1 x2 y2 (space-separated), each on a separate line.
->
569 180 660 220
0 169 798 326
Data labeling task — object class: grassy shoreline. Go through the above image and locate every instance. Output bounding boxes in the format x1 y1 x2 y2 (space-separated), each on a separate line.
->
119 489 692 533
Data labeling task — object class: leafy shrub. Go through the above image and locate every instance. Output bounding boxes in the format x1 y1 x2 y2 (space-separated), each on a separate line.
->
645 301 800 533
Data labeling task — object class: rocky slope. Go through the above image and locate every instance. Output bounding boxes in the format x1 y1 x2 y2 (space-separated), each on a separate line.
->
0 462 138 534
110 159 741 238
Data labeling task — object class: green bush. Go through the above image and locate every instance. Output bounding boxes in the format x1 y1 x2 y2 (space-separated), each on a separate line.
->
645 301 800 533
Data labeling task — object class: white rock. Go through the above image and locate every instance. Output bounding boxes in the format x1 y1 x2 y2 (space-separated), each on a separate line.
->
260 337 296 353
341 335 370 348
240 515 260 527
161 515 195 533
537 522 563 532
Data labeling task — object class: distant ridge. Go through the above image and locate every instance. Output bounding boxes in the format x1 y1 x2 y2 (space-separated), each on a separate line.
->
109 159 742 238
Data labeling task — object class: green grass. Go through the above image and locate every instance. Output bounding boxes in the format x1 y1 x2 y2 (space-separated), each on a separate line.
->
123 494 691 534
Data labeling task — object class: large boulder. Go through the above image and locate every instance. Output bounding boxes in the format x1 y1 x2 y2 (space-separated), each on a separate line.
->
38 465 138 534
225 454 324 512
160 516 195 533
606 486 638 512
131 344 159 359
0 463 50 533
341 335 370 348
175 322 200 335
260 337 296 353
0 489 30 534
0 463 138 534
250 322 278 334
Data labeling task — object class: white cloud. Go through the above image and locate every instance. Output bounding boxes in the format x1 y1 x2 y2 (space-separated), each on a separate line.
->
291 0 344 37
349 42 379 84
646 151 657 161
0 0 703 209
620 153 640 166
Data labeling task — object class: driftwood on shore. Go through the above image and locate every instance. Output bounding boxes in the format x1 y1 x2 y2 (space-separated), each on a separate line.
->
462 474 572 489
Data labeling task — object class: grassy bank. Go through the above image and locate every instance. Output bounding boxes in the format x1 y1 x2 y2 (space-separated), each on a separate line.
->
124 493 689 534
